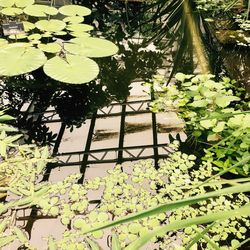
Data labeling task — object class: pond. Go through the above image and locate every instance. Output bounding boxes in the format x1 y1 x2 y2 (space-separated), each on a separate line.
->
0 1 250 250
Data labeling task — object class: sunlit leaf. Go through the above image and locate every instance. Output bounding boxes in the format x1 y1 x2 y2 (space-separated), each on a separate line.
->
36 19 66 33
22 21 35 32
65 37 118 58
59 5 91 16
43 55 99 84
38 43 62 53
63 16 84 24
215 96 240 108
24 4 58 17
0 47 46 76
66 23 93 32
1 7 23 16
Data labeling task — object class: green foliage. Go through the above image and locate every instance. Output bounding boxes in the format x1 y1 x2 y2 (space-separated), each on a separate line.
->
148 74 250 175
0 3 118 84
1 122 249 250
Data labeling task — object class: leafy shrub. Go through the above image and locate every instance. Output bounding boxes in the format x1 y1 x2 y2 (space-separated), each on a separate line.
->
148 74 250 175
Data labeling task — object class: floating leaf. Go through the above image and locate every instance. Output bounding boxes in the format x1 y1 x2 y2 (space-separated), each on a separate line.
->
15 0 34 7
63 16 84 24
38 43 61 53
59 5 91 16
65 37 118 58
28 33 41 41
0 0 14 7
66 23 93 32
9 34 27 39
23 21 35 32
36 19 66 33
43 55 99 84
24 4 58 17
69 31 90 38
1 7 23 16
0 47 46 76
54 31 67 36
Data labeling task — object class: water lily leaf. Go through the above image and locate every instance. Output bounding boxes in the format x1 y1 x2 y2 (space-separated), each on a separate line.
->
28 33 41 41
0 47 46 76
215 96 240 108
63 16 84 24
70 31 90 38
59 5 91 16
15 0 34 7
24 4 58 17
23 21 35 32
1 7 23 16
1 42 31 48
42 32 52 38
36 19 66 33
66 23 93 32
9 33 27 39
0 0 14 7
65 37 118 58
54 31 67 36
38 43 62 53
43 55 99 84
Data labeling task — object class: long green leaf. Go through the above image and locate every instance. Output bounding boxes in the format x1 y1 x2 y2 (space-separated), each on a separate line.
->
112 233 121 250
83 182 250 234
125 204 250 250
185 222 217 249
86 238 100 250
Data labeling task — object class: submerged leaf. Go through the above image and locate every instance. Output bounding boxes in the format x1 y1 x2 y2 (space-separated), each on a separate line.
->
43 55 99 84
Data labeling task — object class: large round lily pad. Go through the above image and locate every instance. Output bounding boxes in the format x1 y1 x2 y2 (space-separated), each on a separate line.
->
38 43 62 53
23 21 35 32
36 20 66 33
65 37 118 58
0 0 34 7
59 5 91 16
0 47 46 76
1 7 22 16
24 4 58 17
66 23 93 32
43 55 99 84
63 16 84 24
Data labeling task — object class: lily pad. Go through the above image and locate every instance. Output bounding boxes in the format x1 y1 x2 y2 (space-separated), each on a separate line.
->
69 32 90 38
0 47 46 76
65 37 118 57
43 55 99 84
66 23 93 32
23 21 35 32
1 7 23 16
59 5 91 16
24 4 58 17
54 31 67 36
38 43 62 53
35 20 66 33
9 34 27 39
28 33 42 41
63 16 84 24
15 0 34 7
0 0 14 7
